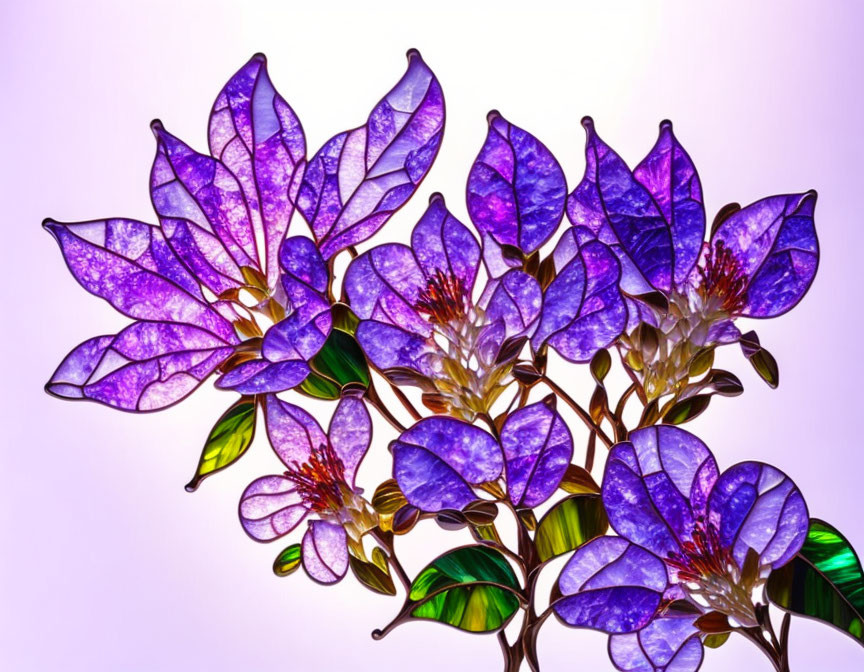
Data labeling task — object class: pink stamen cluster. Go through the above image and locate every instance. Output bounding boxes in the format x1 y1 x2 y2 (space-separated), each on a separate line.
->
698 240 749 314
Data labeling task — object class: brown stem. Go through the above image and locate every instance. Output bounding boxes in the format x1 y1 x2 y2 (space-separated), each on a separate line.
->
364 381 406 433
389 382 423 421
584 431 597 473
370 528 411 593
541 376 613 448
738 606 790 672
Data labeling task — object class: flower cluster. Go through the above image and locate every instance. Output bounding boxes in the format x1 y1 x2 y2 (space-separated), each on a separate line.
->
45 51 862 672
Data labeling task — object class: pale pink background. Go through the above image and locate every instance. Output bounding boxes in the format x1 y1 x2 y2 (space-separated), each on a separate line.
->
2 1 863 670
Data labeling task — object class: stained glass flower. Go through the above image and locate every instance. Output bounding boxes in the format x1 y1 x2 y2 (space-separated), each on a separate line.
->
569 118 819 398
553 425 809 671
239 393 377 584
45 51 444 409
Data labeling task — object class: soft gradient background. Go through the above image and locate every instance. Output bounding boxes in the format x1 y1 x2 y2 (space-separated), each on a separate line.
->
2 0 862 669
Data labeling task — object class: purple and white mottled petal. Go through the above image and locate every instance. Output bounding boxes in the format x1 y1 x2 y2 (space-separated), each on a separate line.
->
708 462 809 569
609 617 704 672
209 54 306 287
264 394 328 467
603 427 719 557
46 322 234 412
706 319 741 346
215 359 310 394
355 320 439 378
483 270 542 339
568 118 673 293
301 520 349 584
711 192 818 318
634 122 705 285
328 394 372 486
44 220 236 342
501 399 573 507
344 244 430 335
467 112 566 253
391 417 502 512
261 288 331 363
555 536 668 633
279 236 329 295
481 232 522 279
411 194 481 293
296 51 444 259
532 239 627 362
239 475 308 541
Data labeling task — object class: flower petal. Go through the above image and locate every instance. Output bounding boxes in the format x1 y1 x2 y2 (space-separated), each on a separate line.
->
481 232 523 279
239 475 308 541
567 118 673 293
46 321 234 412
467 112 566 253
391 417 502 512
43 219 236 342
555 536 668 633
501 399 573 507
711 192 818 318
215 359 310 394
482 269 542 340
633 121 705 286
263 394 328 467
602 427 719 558
708 461 809 569
328 394 372 486
532 235 627 362
355 320 438 377
301 520 349 584
209 54 306 287
609 616 704 672
296 50 444 259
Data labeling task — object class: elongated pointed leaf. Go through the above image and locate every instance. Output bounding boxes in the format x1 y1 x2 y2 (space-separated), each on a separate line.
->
308 328 370 387
349 547 397 596
767 518 864 647
185 396 257 491
535 494 609 562
273 543 302 577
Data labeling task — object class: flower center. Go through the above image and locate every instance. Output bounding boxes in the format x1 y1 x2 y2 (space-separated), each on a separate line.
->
415 269 468 326
283 443 349 513
698 241 748 314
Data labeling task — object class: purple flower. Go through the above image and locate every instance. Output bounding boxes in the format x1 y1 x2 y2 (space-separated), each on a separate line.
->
554 426 809 672
390 397 573 510
238 393 375 584
569 118 818 396
45 52 444 409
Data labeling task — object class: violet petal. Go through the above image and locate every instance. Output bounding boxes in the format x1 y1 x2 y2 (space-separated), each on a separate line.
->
302 520 349 584
239 475 308 541
355 320 438 377
328 394 372 486
215 359 310 394
609 616 704 672
263 394 328 467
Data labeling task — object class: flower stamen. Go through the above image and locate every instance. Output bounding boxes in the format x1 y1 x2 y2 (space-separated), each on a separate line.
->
698 240 749 314
415 269 468 325
283 443 348 513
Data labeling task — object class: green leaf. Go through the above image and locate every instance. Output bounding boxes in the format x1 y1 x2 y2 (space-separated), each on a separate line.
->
558 464 601 495
408 546 522 632
703 632 730 649
349 547 397 596
273 543 302 577
298 372 342 400
739 330 779 388
309 328 370 387
185 396 256 492
662 394 711 425
767 518 864 647
535 494 609 562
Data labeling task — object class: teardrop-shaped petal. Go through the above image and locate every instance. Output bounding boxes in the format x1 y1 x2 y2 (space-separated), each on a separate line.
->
411 194 481 294
482 269 542 340
602 427 719 558
263 394 328 467
296 51 444 259
467 112 566 253
301 520 349 584
43 219 235 342
46 322 234 412
567 118 673 293
328 394 372 486
633 121 705 285
710 192 818 318
215 359 310 394
391 417 502 512
609 616 704 672
150 122 258 291
354 320 439 377
708 461 809 569
209 54 306 287
555 536 668 633
532 236 627 362
501 399 573 507
481 232 523 279
239 474 308 541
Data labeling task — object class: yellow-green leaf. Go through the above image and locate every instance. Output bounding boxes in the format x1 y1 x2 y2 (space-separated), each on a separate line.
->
185 396 256 492
273 543 302 577
535 494 609 562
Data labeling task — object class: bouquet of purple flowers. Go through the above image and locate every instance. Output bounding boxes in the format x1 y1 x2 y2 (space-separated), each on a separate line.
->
44 51 861 672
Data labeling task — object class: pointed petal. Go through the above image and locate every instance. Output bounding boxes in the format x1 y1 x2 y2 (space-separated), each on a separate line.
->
501 399 573 507
633 121 705 285
482 269 542 340
215 359 310 394
708 461 809 569
391 417 502 512
481 231 523 279
239 474 308 541
555 536 668 633
602 427 719 558
609 617 704 672
302 520 349 584
355 320 438 377
209 54 306 287
467 112 566 253
328 394 372 486
263 394 328 467
711 192 818 318
296 51 444 258
567 118 673 292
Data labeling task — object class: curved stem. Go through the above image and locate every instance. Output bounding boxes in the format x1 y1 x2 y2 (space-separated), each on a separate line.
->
370 528 411 593
364 381 406 433
389 382 423 421
541 376 613 448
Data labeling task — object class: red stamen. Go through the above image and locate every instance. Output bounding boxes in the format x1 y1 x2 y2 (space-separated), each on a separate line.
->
698 241 748 314
666 517 737 583
415 269 468 325
283 443 347 513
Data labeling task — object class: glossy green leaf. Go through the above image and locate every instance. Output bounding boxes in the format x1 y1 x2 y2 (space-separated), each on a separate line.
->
662 394 711 425
739 330 779 388
767 518 864 647
185 396 256 492
298 371 342 399
535 494 609 562
273 543 302 577
309 328 370 387
703 632 730 649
